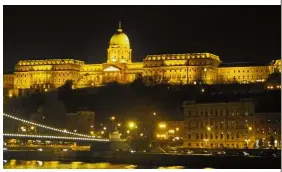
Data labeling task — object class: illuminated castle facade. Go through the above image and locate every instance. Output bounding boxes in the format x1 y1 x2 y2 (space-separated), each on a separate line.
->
3 24 281 97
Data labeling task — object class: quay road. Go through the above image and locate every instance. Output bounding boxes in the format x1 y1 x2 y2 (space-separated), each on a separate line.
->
3 150 281 169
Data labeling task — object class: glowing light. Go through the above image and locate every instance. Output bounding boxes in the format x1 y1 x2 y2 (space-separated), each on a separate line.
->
140 133 144 137
168 130 175 134
90 131 94 135
201 88 205 93
126 130 130 134
158 123 166 129
90 125 94 128
153 112 156 116
8 94 12 98
248 127 252 131
101 131 104 134
110 116 115 120
176 127 179 131
103 127 107 130
128 122 136 129
30 126 35 130
44 88 48 92
117 123 121 127
207 126 211 131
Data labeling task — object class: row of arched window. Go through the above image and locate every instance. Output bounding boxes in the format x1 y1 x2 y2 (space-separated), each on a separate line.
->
187 132 240 140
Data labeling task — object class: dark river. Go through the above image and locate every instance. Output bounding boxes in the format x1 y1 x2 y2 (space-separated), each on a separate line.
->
4 159 211 169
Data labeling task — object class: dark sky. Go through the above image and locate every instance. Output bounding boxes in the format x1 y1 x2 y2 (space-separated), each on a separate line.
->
4 6 281 73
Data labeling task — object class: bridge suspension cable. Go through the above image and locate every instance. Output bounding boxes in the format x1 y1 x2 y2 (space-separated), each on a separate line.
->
3 113 94 138
3 133 109 142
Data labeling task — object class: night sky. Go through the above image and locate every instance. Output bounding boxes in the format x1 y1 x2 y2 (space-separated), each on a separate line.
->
4 6 281 73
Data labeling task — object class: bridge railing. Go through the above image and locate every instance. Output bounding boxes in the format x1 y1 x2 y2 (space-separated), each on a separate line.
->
3 133 109 142
3 113 94 138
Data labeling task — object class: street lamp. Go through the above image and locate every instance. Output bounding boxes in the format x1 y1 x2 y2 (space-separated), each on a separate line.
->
128 121 136 129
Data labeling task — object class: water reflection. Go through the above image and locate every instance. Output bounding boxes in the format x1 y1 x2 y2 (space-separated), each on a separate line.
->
158 166 185 169
4 160 137 169
3 160 189 169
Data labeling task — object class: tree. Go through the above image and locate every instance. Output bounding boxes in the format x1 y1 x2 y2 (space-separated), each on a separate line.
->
269 135 275 149
258 138 264 149
58 80 74 101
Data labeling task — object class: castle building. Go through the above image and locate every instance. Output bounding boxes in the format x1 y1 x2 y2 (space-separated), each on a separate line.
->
3 24 281 97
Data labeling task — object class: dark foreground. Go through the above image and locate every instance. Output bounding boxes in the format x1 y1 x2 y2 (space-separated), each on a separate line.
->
3 151 281 169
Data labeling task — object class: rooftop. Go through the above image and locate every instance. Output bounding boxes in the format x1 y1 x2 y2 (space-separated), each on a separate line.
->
219 62 269 67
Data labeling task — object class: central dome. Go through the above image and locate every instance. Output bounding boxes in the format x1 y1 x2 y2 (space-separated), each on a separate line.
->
110 26 130 47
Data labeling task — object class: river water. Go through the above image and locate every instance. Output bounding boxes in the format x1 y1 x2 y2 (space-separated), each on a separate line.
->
4 159 199 169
